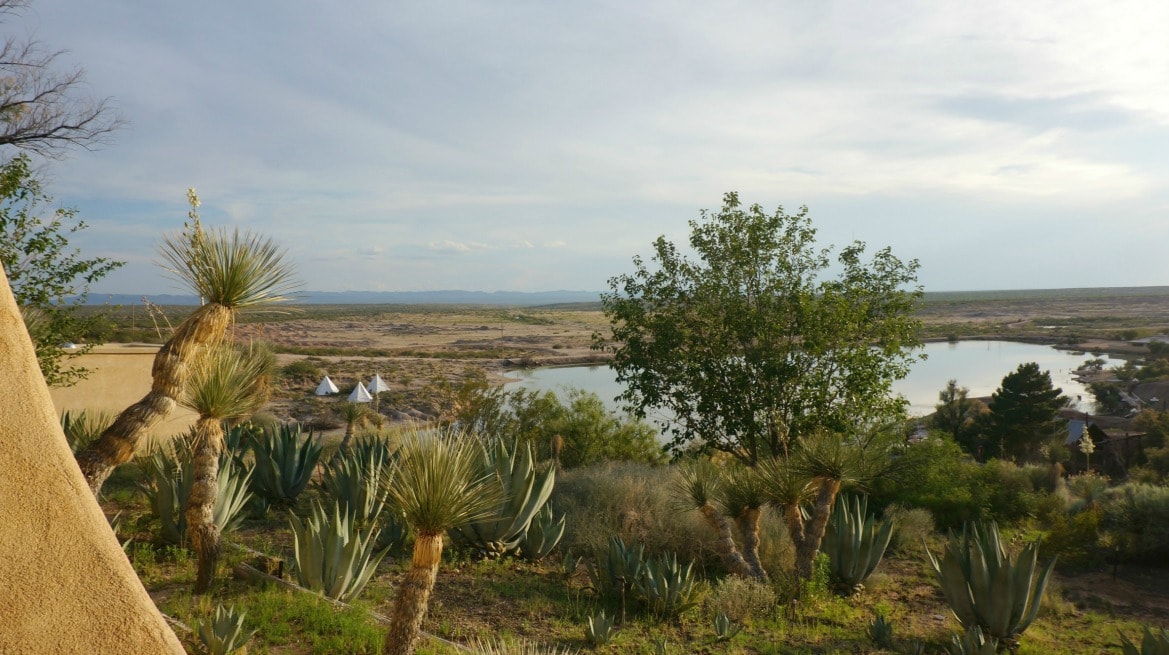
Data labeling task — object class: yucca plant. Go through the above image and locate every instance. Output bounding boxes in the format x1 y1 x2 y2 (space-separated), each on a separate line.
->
945 626 999 655
450 438 556 557
520 504 566 561
248 423 322 508
76 190 298 495
926 521 1055 652
821 493 895 595
382 427 505 655
290 499 389 603
140 441 252 547
1120 626 1169 655
867 611 895 650
180 342 274 593
470 637 576 655
584 609 614 647
337 402 370 454
194 604 256 655
671 458 755 579
60 409 114 454
634 552 701 618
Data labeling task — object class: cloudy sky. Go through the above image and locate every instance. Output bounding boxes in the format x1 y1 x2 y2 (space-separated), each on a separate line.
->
12 1 1169 294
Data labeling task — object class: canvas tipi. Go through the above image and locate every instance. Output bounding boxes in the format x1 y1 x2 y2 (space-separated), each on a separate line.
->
367 373 390 414
315 375 339 396
348 380 373 403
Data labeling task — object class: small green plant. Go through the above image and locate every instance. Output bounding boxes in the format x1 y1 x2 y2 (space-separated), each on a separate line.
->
584 609 613 647
290 499 389 603
945 626 998 655
653 637 668 654
1120 626 1169 655
704 575 777 624
713 612 741 641
562 550 581 578
585 536 645 621
194 604 256 655
905 639 928 655
867 611 895 650
470 637 576 654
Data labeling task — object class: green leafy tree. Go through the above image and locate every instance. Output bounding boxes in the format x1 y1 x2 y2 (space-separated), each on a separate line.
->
595 191 923 465
0 154 122 386
985 362 1067 462
932 379 985 457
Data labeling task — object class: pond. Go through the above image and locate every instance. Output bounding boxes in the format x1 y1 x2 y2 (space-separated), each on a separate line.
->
505 340 1127 419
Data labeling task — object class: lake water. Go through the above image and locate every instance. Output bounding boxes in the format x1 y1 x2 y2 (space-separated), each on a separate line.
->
506 340 1126 418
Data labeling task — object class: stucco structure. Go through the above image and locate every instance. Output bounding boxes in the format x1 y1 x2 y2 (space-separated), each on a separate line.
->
0 266 186 654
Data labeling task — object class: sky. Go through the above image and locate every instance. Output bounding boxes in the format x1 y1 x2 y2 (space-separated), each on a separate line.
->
9 1 1169 295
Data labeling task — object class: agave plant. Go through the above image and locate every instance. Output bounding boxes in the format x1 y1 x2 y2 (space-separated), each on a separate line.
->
634 552 701 618
867 611 895 650
1120 626 1169 655
290 499 389 603
586 536 645 603
320 443 392 527
76 190 298 496
194 604 256 655
713 612 741 641
450 438 556 557
520 504 566 562
139 440 252 547
945 626 999 655
926 521 1055 652
60 410 114 454
584 609 614 646
248 423 323 508
821 493 895 595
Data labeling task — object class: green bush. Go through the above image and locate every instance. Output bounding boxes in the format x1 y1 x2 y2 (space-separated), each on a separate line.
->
1102 483 1169 563
1043 509 1103 570
703 575 777 624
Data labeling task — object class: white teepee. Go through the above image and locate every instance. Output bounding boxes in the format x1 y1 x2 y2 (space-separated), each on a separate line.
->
367 374 390 394
348 380 373 403
314 375 339 396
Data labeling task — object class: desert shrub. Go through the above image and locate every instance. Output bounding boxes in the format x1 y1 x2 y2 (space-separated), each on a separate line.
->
974 459 1043 524
871 437 981 529
1101 483 1169 563
882 504 936 557
704 575 777 624
1043 509 1104 570
282 358 324 383
553 462 716 569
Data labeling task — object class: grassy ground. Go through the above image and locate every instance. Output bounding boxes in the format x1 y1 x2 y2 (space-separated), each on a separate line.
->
103 457 1166 655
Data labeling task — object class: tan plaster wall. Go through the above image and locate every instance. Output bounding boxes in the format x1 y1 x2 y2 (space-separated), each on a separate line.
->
50 343 198 448
0 268 186 654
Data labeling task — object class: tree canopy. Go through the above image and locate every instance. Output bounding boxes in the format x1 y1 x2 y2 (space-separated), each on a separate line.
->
595 192 923 465
0 154 121 385
985 362 1067 461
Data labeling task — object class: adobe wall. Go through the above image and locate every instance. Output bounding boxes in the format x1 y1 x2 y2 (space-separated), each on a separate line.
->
0 266 186 654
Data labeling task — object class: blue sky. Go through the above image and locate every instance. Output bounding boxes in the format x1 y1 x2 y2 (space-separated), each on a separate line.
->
13 1 1169 294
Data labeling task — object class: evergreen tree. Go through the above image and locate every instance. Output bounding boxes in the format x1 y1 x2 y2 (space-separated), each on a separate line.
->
986 362 1067 462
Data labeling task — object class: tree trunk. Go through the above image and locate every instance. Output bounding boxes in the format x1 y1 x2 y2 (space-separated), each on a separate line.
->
187 417 224 594
385 532 443 655
737 506 769 582
340 420 356 453
696 503 756 579
77 303 232 495
794 478 842 580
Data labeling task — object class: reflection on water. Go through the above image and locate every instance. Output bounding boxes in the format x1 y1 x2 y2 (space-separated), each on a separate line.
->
507 341 1127 418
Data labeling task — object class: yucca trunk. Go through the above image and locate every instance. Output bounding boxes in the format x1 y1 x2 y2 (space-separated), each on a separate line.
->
737 506 769 582
385 532 444 655
696 503 754 579
340 420 356 453
77 303 233 495
794 478 842 580
187 416 225 594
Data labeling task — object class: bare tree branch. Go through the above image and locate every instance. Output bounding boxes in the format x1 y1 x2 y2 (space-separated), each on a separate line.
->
0 1 124 157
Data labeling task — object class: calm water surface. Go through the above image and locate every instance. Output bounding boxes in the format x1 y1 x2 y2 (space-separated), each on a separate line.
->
507 340 1127 418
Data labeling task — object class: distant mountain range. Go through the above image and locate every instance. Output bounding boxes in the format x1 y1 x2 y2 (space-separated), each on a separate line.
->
86 289 605 306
